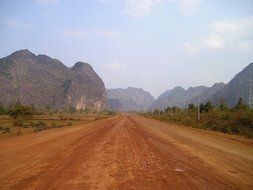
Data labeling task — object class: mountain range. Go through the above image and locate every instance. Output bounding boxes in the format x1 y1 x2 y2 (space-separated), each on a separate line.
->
107 87 154 111
152 83 225 109
108 62 253 111
152 63 253 109
1 50 252 112
208 63 253 107
0 49 107 111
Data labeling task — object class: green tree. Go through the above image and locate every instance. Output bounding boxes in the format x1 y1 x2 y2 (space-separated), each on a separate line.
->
187 103 196 110
234 97 248 111
200 103 205 113
172 106 180 112
204 101 213 112
9 102 33 126
153 109 162 115
219 101 229 111
164 106 171 114
0 103 7 115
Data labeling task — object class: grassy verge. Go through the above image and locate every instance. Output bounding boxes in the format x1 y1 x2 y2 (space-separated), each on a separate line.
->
141 109 253 138
0 113 113 138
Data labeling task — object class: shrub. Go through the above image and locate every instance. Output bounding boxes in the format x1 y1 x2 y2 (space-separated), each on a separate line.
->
9 102 33 126
32 121 48 132
51 123 63 128
2 127 10 133
143 101 253 138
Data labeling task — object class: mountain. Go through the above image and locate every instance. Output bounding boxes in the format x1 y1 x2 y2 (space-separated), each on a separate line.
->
152 87 187 109
208 63 253 106
152 84 224 109
189 82 225 105
0 49 107 110
152 62 253 110
107 87 154 111
108 98 122 111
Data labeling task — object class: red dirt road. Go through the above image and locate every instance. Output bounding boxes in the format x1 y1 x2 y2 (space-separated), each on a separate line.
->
0 114 253 190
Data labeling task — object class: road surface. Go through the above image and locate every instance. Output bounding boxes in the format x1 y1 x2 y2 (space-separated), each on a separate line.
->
0 114 253 190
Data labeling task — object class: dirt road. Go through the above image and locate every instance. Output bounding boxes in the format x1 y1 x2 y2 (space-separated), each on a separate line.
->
0 114 253 190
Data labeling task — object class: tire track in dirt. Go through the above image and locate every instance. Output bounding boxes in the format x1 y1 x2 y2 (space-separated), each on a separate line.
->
0 117 121 190
110 115 236 190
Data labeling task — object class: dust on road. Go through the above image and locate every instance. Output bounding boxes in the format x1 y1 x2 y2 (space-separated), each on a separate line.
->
0 114 253 190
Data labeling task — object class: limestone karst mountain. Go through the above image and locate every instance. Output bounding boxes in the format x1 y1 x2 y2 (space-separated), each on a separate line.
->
107 87 154 111
0 49 107 110
152 63 253 109
151 86 213 109
208 63 253 106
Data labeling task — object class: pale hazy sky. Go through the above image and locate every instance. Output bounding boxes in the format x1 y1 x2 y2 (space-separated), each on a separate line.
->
0 0 253 97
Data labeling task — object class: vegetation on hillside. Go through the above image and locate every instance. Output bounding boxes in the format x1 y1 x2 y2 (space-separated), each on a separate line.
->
140 98 253 138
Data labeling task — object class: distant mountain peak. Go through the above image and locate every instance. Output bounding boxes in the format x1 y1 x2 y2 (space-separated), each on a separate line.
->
174 86 185 90
10 49 36 59
73 61 90 68
72 62 93 72
211 82 225 88
208 62 253 106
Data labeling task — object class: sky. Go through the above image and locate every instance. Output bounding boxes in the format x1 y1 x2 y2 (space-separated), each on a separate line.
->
0 0 253 97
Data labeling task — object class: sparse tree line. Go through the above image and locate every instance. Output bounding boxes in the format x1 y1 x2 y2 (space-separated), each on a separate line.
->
0 102 67 134
0 101 116 134
0 102 116 116
140 98 253 138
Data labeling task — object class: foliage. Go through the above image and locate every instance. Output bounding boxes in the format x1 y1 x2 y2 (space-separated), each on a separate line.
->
9 102 33 120
51 123 63 128
204 101 213 112
141 98 253 138
0 126 11 133
9 102 33 126
187 103 196 110
32 121 49 132
0 103 8 115
234 97 249 111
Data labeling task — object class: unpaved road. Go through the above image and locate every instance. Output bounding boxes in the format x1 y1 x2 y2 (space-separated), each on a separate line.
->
0 115 253 190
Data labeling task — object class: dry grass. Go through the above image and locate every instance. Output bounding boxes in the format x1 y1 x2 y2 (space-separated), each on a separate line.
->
0 113 112 138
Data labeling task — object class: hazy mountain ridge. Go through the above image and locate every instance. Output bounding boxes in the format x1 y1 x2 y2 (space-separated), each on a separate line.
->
1 50 252 111
208 63 253 106
152 63 253 109
0 49 107 110
151 86 214 109
107 87 154 111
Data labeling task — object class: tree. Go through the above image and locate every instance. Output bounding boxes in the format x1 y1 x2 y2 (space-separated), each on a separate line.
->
187 103 196 110
204 101 213 112
0 103 7 115
9 102 33 126
164 107 171 114
234 97 248 111
200 103 205 113
172 106 180 112
219 101 229 111
153 109 163 115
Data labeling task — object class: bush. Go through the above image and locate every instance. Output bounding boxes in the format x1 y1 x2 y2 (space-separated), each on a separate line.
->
32 121 48 132
144 101 253 138
9 102 33 126
2 127 10 134
51 123 63 128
